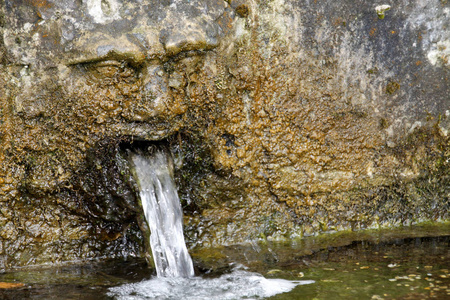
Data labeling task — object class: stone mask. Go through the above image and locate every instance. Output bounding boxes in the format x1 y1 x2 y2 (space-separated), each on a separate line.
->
3 0 236 140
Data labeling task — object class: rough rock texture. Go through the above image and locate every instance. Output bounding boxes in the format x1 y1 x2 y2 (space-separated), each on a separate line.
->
0 0 448 270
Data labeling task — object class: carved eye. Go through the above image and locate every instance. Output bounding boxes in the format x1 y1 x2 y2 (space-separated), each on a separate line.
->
85 60 138 80
90 60 121 78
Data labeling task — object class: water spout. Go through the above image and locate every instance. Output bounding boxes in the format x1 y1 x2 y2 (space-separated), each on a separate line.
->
130 146 194 278
110 144 314 299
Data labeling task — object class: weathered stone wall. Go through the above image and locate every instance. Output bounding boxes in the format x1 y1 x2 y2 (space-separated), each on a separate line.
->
182 0 449 246
0 0 448 270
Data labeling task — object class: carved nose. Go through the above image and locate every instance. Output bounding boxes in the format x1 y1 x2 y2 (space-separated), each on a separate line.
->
126 64 171 122
143 65 169 103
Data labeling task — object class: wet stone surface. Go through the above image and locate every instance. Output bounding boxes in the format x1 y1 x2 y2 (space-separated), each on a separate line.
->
0 0 449 268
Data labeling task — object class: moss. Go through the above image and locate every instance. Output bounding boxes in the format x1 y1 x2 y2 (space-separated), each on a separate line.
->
386 81 400 94
366 68 379 74
376 5 391 20
235 4 250 18
379 117 389 129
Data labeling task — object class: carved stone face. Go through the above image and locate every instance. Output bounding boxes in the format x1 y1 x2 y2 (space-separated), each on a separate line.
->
3 0 235 140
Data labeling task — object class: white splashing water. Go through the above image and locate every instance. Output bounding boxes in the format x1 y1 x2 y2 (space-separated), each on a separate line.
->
108 267 315 300
130 148 194 278
112 148 315 299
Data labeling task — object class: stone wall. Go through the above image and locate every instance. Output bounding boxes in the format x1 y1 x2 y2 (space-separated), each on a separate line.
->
0 0 448 270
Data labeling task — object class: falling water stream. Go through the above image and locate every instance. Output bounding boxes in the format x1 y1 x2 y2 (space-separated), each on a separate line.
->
129 147 194 278
108 146 314 299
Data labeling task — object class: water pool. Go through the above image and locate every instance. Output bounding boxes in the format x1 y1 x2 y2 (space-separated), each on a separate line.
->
0 224 448 299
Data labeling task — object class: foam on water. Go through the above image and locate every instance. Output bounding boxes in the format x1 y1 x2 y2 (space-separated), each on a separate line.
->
108 268 315 300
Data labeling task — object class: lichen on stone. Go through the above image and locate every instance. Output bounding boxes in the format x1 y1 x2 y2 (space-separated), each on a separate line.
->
375 4 391 20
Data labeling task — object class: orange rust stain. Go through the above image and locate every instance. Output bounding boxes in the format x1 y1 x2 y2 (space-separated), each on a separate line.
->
333 17 345 27
217 11 233 30
416 60 422 66
29 0 53 9
369 28 377 36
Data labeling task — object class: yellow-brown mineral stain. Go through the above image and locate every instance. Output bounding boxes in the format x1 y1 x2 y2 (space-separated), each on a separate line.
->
0 282 25 289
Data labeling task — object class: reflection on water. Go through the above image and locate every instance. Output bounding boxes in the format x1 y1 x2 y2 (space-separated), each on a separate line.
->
266 235 450 300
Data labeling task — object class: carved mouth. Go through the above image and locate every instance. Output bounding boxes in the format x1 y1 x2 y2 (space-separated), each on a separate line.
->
115 120 184 141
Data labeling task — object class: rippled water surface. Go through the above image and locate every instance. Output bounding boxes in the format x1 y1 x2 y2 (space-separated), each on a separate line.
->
0 225 448 299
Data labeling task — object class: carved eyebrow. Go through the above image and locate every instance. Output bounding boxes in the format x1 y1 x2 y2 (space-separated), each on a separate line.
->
89 60 122 67
66 48 146 67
